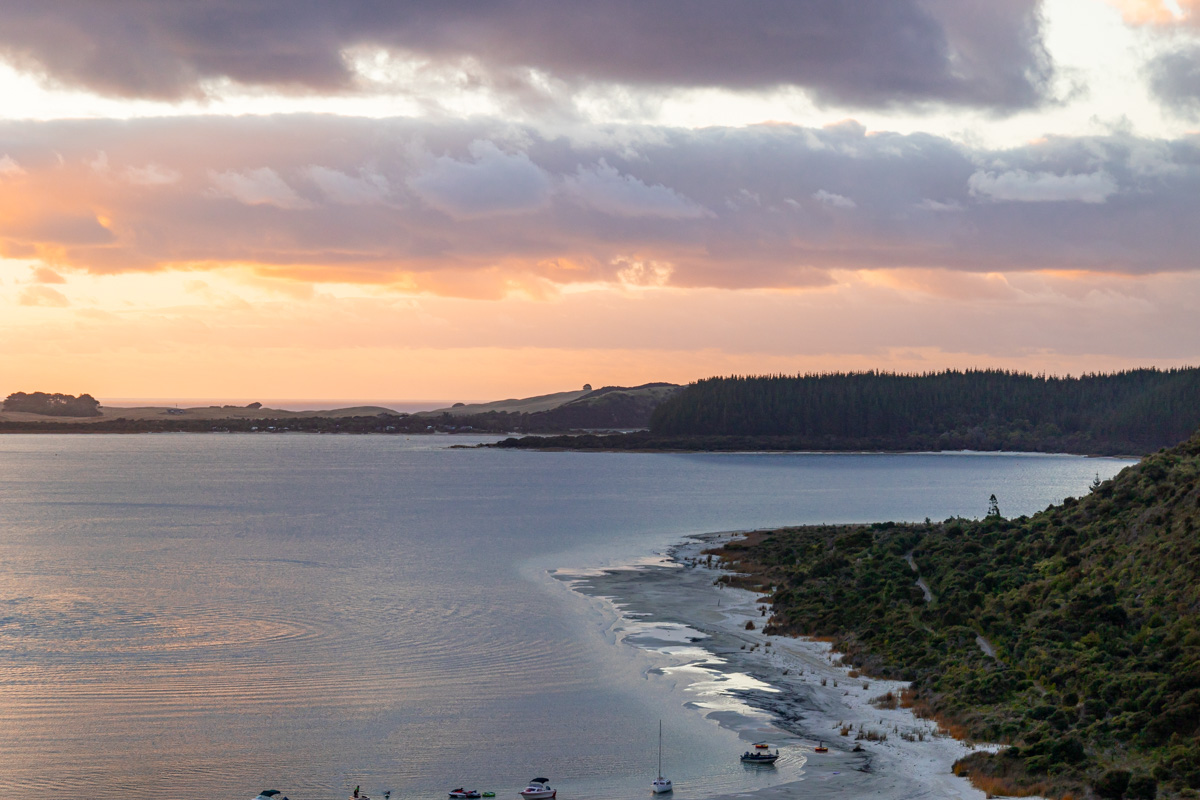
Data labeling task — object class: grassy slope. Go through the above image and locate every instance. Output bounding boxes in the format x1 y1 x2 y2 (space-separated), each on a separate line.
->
712 431 1200 799
416 389 592 417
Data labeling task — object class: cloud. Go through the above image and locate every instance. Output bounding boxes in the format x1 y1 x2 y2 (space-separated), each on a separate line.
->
564 160 709 219
18 285 69 307
812 189 857 209
968 169 1119 203
123 163 181 186
31 266 66 283
1103 2 1200 115
0 154 25 176
0 1 1053 110
3 213 115 245
408 141 552 219
86 151 110 173
1108 0 1192 24
916 199 963 212
0 115 1198 291
306 166 390 205
1147 42 1200 116
614 256 675 286
208 167 311 209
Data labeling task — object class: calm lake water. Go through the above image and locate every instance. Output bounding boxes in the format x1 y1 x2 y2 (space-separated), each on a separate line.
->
0 435 1135 800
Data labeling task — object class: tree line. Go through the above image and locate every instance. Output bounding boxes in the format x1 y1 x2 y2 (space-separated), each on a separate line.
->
643 368 1200 454
3 392 101 417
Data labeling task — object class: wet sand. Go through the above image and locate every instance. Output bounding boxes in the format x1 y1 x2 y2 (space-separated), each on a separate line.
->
560 532 1000 800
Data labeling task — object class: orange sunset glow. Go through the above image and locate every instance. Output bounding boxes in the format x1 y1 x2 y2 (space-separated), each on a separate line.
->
1 0 1198 403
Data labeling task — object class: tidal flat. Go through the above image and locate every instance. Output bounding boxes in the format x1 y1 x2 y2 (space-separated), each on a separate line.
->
562 533 998 800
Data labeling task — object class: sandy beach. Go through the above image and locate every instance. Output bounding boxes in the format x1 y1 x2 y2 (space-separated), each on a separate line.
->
559 532 1001 800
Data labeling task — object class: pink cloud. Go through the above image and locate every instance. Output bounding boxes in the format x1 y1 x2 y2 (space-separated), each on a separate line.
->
31 266 66 283
18 285 69 307
0 116 1195 295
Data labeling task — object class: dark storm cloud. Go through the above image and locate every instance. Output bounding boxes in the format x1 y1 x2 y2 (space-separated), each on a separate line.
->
0 0 1051 109
2 114 1196 287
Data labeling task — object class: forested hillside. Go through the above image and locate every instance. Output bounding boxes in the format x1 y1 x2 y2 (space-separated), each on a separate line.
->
712 429 1200 798
647 369 1200 454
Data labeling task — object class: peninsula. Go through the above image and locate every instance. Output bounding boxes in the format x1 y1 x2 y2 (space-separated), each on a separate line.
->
705 426 1200 798
495 368 1200 456
0 384 678 435
7 368 1199 458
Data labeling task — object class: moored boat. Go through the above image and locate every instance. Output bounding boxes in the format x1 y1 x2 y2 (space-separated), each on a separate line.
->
450 790 482 799
740 749 779 764
255 792 288 800
520 778 556 799
652 720 673 794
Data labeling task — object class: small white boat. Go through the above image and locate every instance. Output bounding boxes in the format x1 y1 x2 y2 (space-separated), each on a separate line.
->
740 749 779 764
652 720 673 794
520 778 556 799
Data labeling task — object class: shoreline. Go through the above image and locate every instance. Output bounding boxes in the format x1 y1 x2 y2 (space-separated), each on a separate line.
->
560 532 1002 800
0 427 1141 460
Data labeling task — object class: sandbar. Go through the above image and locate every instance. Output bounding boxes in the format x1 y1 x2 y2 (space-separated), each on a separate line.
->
562 532 1006 800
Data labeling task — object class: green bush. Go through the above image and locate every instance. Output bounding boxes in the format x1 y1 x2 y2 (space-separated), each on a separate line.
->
1094 769 1132 799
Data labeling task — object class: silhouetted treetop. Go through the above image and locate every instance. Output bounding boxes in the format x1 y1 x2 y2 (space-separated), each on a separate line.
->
647 368 1200 453
3 392 102 417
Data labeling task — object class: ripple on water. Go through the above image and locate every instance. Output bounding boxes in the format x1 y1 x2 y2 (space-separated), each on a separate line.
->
0 437 1124 799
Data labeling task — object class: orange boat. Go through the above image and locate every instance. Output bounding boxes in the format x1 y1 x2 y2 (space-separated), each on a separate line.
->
814 742 828 753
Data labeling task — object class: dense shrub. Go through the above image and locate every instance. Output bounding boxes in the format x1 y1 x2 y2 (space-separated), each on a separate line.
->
712 427 1200 797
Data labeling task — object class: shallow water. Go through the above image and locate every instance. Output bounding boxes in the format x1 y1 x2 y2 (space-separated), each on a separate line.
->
0 435 1134 799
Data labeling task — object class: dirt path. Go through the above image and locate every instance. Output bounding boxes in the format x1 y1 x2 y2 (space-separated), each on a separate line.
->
904 552 935 603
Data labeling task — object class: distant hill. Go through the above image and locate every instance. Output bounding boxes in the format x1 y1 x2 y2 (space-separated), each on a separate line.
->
528 383 680 429
0 400 401 424
499 368 1200 455
711 427 1200 798
421 383 680 432
417 387 595 417
0 384 680 434
650 369 1200 453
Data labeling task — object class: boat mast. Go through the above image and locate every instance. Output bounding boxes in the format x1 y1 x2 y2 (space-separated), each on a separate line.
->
658 719 663 780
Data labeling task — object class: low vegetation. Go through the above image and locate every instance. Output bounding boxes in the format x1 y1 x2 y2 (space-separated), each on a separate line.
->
709 429 1200 798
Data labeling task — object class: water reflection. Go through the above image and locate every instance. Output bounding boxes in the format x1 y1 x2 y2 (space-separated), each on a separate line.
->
0 435 1133 798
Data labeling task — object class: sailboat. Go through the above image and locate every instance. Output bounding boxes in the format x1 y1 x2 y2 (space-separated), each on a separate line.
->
652 720 673 794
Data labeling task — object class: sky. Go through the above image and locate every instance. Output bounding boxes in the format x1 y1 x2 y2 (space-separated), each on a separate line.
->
1 0 1199 404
